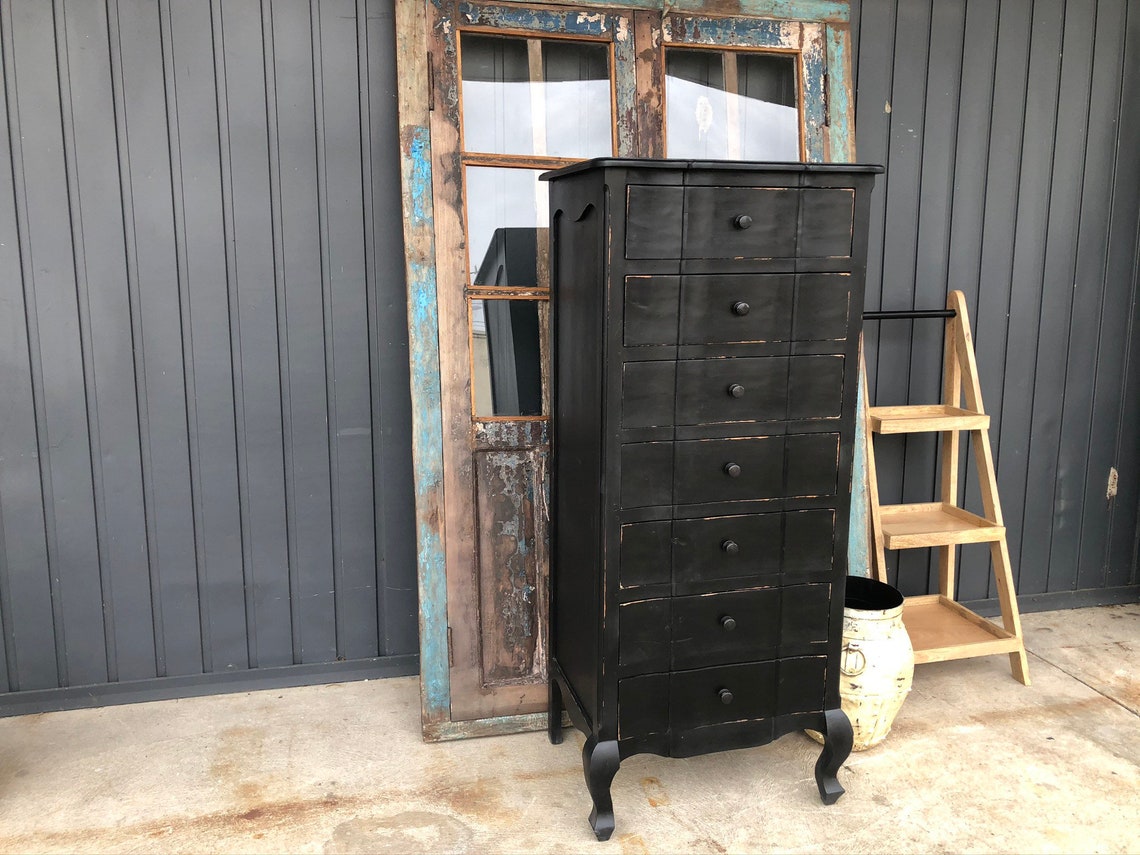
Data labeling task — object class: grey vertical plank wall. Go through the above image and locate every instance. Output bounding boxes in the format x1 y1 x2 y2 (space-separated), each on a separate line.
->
854 0 1140 606
0 0 417 712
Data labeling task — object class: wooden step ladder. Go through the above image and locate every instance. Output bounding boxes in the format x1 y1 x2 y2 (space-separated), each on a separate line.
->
864 290 1030 685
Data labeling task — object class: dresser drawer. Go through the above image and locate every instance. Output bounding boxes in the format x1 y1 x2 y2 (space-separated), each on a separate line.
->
672 509 835 587
680 273 852 344
618 656 830 740
669 655 829 732
625 186 857 261
683 187 856 260
622 356 844 428
671 434 839 506
622 273 853 347
618 584 833 675
620 434 840 509
671 589 779 669
682 187 798 259
678 275 793 344
674 356 844 425
669 661 777 730
619 589 786 674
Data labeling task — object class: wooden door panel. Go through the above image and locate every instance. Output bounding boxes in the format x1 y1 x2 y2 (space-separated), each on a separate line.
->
398 0 855 737
474 447 548 688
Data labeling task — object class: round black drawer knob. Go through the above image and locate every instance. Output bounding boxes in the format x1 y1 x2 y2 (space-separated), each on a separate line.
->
724 462 742 478
720 615 737 632
728 383 745 398
732 301 750 316
733 214 753 230
721 539 740 555
718 688 734 705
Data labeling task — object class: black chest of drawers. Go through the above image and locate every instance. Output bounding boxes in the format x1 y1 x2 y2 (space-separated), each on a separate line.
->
543 159 882 840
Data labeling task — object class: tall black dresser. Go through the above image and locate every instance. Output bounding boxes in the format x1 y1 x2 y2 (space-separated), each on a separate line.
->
543 159 882 841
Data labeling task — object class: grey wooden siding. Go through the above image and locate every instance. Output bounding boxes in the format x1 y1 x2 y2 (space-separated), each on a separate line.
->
0 0 416 705
852 0 1140 604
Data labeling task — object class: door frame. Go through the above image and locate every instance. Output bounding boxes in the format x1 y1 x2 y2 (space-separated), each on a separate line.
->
396 0 857 741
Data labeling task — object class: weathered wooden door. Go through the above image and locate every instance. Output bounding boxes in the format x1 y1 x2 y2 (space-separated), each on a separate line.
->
397 0 856 738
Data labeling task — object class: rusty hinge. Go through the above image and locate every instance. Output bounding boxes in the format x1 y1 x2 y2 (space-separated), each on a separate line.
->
428 52 435 112
447 625 454 666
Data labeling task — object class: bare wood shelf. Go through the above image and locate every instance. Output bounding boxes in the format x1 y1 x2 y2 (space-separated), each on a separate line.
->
902 595 1023 664
878 502 1004 549
869 404 989 434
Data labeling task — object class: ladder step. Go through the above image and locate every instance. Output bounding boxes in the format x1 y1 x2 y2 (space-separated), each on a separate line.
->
902 595 1022 663
879 502 1004 549
869 404 989 434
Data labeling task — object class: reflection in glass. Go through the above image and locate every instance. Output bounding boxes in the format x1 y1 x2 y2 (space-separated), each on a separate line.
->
461 33 611 158
666 48 799 161
542 40 612 157
472 299 544 417
462 34 534 155
466 167 548 285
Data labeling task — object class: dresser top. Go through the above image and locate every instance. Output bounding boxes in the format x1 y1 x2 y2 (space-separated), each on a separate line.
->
541 158 885 181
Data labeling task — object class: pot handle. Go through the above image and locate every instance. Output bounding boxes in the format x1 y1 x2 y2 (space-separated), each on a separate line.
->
840 641 867 677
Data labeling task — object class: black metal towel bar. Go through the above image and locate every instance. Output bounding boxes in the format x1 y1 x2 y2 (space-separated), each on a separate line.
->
862 309 957 320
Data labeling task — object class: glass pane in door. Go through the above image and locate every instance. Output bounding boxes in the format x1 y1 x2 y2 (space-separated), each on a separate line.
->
471 299 544 417
465 167 548 286
666 48 799 160
462 34 612 158
542 40 612 157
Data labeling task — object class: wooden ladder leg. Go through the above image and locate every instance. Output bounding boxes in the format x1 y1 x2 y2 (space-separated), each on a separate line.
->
951 290 1029 685
990 536 1031 686
938 304 962 600
861 342 889 585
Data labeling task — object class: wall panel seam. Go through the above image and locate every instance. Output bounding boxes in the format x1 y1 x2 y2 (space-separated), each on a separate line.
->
1013 0 1067 596
358 0 388 656
311 0 343 661
988 0 1036 598
2 2 70 688
1048 0 1099 591
210 0 257 670
261 0 302 665
54 0 117 681
159 0 211 673
105 0 166 678
0 4 34 692
1100 0 1137 579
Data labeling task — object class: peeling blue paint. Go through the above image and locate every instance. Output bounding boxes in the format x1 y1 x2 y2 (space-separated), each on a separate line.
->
825 25 854 162
801 32 827 162
459 2 615 36
666 15 788 46
402 119 450 719
510 0 850 23
408 128 433 228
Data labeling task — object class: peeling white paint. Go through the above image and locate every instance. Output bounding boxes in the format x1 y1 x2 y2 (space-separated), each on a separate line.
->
615 15 629 43
576 11 605 32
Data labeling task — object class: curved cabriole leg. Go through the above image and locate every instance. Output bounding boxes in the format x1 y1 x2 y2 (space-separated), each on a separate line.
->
581 737 621 841
815 708 853 805
548 677 564 745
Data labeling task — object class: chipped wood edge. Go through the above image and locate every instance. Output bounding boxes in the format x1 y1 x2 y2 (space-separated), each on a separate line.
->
395 0 451 736
505 0 851 23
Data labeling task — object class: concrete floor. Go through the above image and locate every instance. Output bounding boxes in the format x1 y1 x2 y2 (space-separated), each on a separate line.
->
0 604 1137 854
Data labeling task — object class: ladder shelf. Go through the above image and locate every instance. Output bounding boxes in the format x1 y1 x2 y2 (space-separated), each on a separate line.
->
865 290 1030 685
